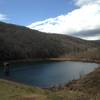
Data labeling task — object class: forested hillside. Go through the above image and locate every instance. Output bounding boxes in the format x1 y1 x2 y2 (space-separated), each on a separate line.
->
0 22 99 62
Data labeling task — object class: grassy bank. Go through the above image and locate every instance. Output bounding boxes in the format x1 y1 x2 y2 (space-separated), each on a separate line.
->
0 79 94 100
0 79 47 100
0 67 100 100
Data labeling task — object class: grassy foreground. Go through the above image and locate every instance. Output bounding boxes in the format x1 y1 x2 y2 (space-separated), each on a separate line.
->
0 67 100 100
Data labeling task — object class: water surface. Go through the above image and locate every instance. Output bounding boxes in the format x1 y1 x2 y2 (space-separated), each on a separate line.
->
0 61 99 87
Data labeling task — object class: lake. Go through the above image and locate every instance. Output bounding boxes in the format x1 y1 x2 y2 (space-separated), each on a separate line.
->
0 61 99 88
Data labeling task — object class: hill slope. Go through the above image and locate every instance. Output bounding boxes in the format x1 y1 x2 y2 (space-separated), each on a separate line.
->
0 22 99 61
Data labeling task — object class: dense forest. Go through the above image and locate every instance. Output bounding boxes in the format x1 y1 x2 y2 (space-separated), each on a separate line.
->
0 22 100 62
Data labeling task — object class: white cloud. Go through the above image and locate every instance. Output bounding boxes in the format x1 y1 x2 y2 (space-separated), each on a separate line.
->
75 0 100 7
0 13 8 21
82 35 100 40
28 0 100 40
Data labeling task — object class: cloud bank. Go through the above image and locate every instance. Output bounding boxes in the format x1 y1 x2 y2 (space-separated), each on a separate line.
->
0 13 8 21
75 0 100 6
28 0 100 40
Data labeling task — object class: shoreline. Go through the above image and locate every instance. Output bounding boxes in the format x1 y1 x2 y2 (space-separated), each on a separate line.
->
0 60 100 100
0 57 100 65
0 66 100 90
0 58 99 90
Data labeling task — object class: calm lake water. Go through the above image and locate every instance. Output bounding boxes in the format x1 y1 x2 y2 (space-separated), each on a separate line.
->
0 61 99 87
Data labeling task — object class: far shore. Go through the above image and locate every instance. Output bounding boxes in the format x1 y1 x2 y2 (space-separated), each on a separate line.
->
0 57 100 66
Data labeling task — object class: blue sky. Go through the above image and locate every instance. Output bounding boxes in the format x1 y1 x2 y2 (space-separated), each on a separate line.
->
0 0 100 40
0 0 76 25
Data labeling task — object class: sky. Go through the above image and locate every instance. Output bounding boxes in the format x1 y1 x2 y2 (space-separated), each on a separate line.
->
0 0 100 40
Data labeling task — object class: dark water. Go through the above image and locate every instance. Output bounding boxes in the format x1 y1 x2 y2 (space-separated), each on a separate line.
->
0 61 99 87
